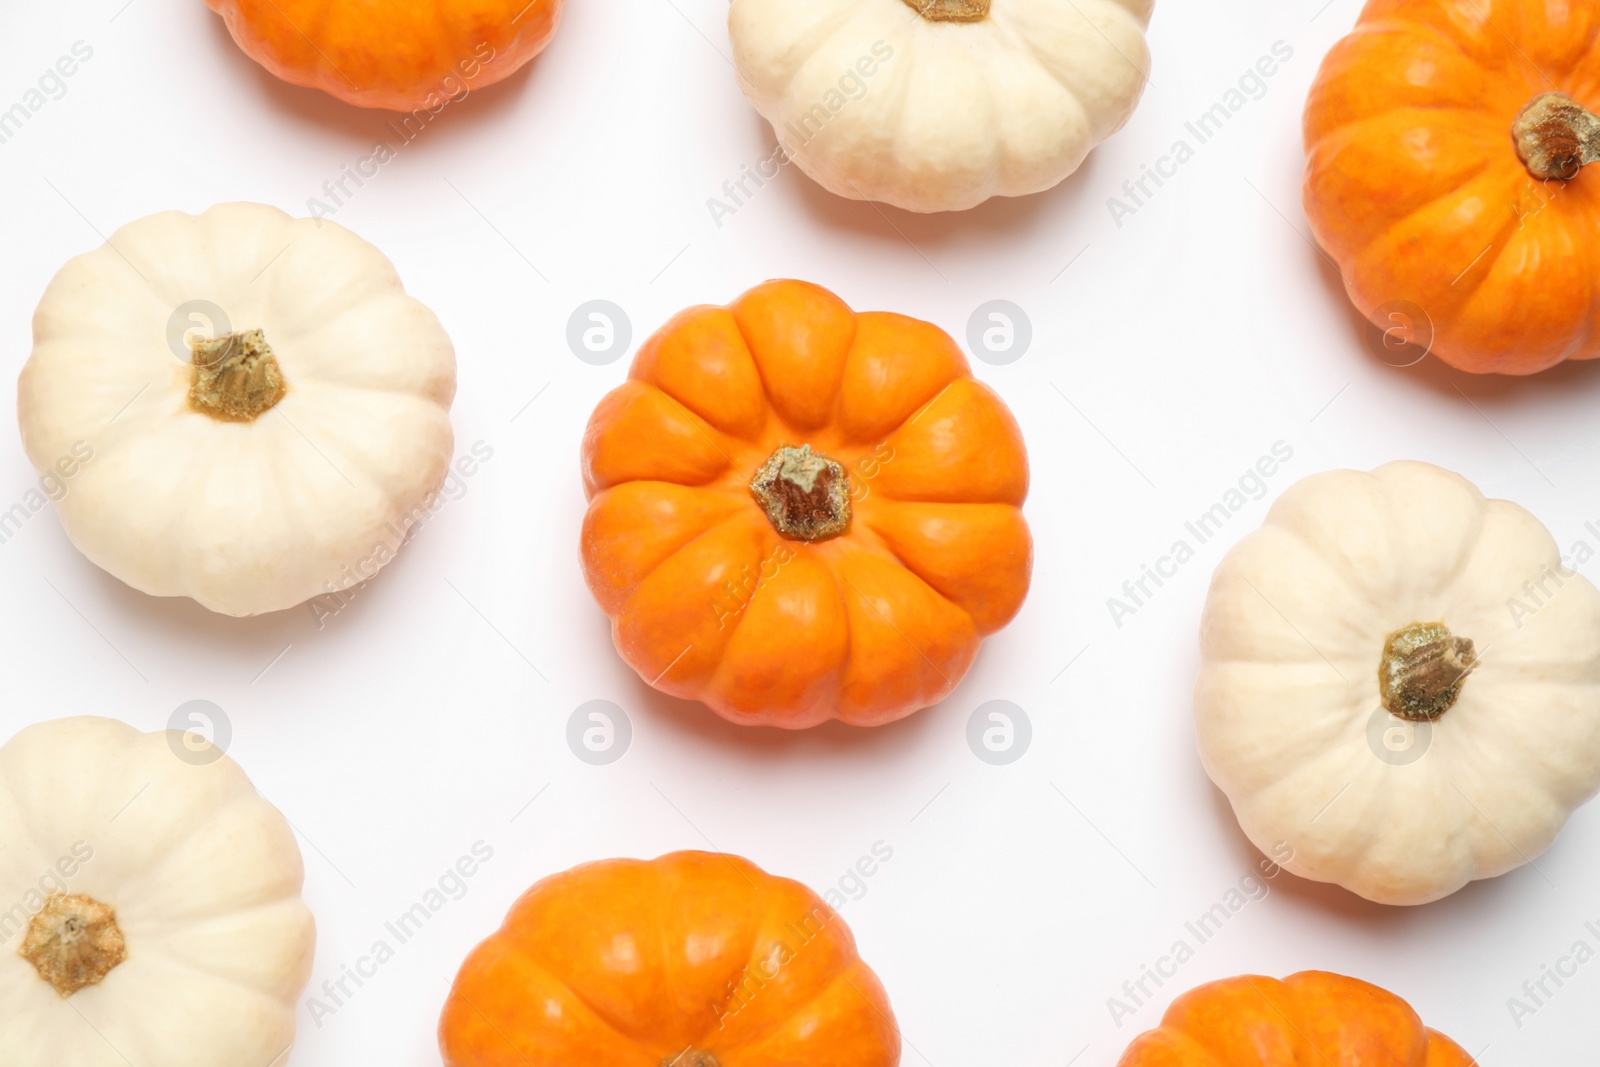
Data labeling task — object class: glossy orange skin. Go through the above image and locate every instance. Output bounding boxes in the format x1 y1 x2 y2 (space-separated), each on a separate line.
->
579 280 1032 729
204 0 563 111
439 852 901 1067
1117 972 1476 1066
1304 0 1600 374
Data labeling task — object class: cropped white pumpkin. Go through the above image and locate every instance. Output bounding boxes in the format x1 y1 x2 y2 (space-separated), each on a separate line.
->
1196 462 1600 906
18 202 456 616
728 0 1154 212
0 716 314 1066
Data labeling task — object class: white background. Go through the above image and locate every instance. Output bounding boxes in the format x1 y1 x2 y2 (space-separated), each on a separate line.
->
0 0 1596 1063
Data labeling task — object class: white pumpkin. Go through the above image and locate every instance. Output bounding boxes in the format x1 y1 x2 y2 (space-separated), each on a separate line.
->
18 202 456 617
1196 461 1600 906
728 0 1154 213
0 716 314 1066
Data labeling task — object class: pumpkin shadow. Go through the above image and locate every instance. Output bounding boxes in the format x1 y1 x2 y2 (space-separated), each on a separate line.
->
1310 240 1600 402
75 560 305 649
64 529 423 665
779 117 1106 255
201 11 540 143
1203 777 1547 941
619 662 947 765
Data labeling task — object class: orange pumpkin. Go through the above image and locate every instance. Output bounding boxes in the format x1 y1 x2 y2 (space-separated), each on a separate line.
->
204 0 563 111
579 280 1032 729
1117 971 1475 1066
439 851 901 1067
1304 0 1600 374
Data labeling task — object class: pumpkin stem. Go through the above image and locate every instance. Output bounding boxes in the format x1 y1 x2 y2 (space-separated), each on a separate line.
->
1378 622 1475 723
900 0 990 22
189 329 288 422
19 893 128 997
750 444 852 542
1513 92 1600 181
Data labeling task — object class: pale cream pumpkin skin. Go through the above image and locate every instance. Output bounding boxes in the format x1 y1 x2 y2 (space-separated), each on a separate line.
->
18 202 456 617
728 0 1154 213
1196 461 1600 906
0 716 314 1066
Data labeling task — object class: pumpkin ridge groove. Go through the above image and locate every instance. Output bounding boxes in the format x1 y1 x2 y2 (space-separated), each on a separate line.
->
618 510 769 618
858 507 985 625
997 0 1147 110
1160 1013 1243 1066
1309 111 1502 184
705 954 863 1054
590 484 746 607
877 378 962 454
1351 18 1479 67
134 941 304 1001
648 385 742 469
1002 22 1096 139
267 404 388 499
1241 974 1321 1061
497 940 663 1051
722 310 776 427
766 0 873 103
835 562 959 696
1347 169 1522 324
1259 520 1387 618
621 523 773 701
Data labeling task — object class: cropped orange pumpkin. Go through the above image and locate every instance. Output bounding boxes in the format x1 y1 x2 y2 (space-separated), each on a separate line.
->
579 280 1032 729
439 851 900 1067
204 0 564 111
1117 971 1475 1066
1305 0 1600 374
